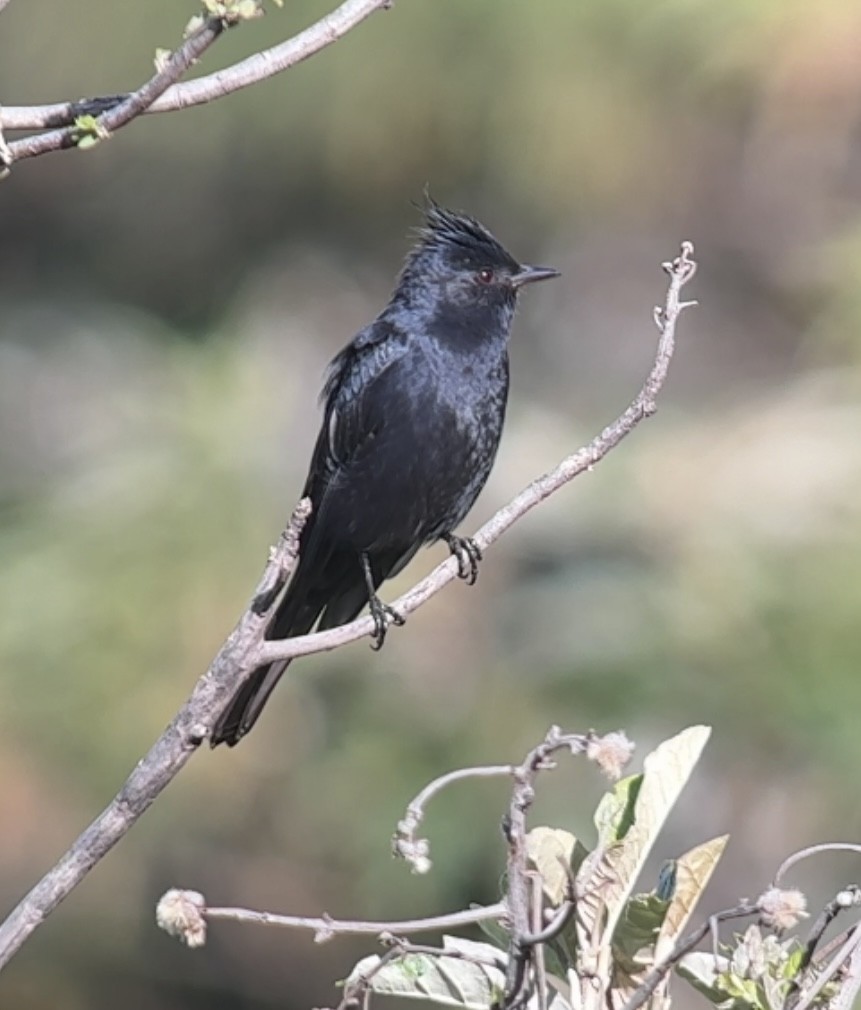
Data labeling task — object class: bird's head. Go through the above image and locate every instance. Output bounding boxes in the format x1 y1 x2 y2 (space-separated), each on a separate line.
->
392 200 559 334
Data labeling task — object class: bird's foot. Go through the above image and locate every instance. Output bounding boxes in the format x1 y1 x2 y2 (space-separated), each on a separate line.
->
369 592 405 651
445 534 483 586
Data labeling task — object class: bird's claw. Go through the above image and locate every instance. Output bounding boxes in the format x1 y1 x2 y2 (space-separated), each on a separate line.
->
369 594 405 651
446 535 483 586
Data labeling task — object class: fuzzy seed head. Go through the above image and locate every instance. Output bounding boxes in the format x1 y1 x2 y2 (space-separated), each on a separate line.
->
758 887 808 931
586 731 636 781
156 889 207 948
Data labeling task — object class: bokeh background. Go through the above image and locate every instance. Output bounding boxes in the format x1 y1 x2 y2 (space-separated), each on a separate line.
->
2 0 861 1006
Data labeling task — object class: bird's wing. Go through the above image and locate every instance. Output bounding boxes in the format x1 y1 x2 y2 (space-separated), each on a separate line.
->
304 320 409 500
292 320 409 570
212 326 412 746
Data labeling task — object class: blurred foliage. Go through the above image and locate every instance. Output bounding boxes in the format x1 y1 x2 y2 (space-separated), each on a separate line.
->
2 0 861 1008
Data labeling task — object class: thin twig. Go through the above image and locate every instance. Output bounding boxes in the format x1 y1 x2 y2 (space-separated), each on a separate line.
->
797 887 861 980
530 874 549 1010
774 844 861 887
0 500 311 971
6 16 226 164
501 729 594 1009
794 924 861 1010
256 243 697 669
0 246 695 973
393 765 514 872
1 0 391 152
521 900 575 947
830 931 861 1010
204 900 507 942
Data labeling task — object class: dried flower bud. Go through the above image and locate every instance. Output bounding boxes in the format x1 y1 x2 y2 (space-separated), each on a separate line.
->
586 731 635 781
392 827 432 875
757 887 808 931
156 889 207 948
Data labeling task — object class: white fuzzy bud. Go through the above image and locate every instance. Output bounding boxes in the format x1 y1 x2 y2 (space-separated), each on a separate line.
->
758 887 808 931
156 889 207 948
586 731 635 781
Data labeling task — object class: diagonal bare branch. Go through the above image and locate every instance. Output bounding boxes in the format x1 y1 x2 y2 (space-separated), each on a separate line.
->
0 245 696 974
0 499 311 971
254 242 697 668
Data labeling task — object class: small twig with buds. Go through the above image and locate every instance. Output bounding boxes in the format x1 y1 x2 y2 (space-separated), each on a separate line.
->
157 727 633 966
393 764 515 874
155 888 507 948
392 729 635 877
154 718 861 1010
1 0 392 168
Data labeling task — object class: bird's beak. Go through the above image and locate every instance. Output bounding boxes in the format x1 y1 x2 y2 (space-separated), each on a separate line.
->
509 264 561 289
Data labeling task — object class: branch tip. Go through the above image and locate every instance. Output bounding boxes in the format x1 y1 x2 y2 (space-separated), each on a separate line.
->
392 825 432 874
585 730 636 781
156 889 207 948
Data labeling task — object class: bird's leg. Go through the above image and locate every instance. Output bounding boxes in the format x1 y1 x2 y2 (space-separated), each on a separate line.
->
360 552 405 651
444 534 483 586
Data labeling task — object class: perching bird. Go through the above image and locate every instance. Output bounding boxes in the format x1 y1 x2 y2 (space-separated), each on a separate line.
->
210 200 559 746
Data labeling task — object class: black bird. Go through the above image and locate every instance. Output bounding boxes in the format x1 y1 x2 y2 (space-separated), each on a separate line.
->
211 201 559 746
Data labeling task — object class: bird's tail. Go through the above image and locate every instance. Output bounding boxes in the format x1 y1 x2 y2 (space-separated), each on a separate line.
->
209 585 322 747
209 550 380 747
209 660 291 748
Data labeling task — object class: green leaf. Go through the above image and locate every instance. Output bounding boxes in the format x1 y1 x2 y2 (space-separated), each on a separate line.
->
527 827 589 905
654 835 728 961
346 937 506 1009
678 951 733 1005
717 970 763 1010
576 726 712 978
476 916 509 953
594 774 642 845
782 945 805 981
153 48 171 73
72 114 109 150
184 13 206 37
232 0 263 21
614 893 670 960
679 928 806 1010
609 892 670 1006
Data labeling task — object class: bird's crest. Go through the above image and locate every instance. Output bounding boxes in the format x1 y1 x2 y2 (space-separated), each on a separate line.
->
412 196 517 268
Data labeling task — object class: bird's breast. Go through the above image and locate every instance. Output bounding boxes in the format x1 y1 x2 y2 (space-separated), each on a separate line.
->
322 341 509 554
401 345 509 537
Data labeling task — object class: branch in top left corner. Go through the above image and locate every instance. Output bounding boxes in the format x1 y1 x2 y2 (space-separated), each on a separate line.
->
0 0 393 166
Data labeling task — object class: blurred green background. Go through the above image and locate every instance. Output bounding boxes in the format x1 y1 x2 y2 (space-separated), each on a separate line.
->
2 0 861 1006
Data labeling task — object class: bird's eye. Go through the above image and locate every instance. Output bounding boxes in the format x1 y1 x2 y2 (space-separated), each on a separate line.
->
476 268 494 285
